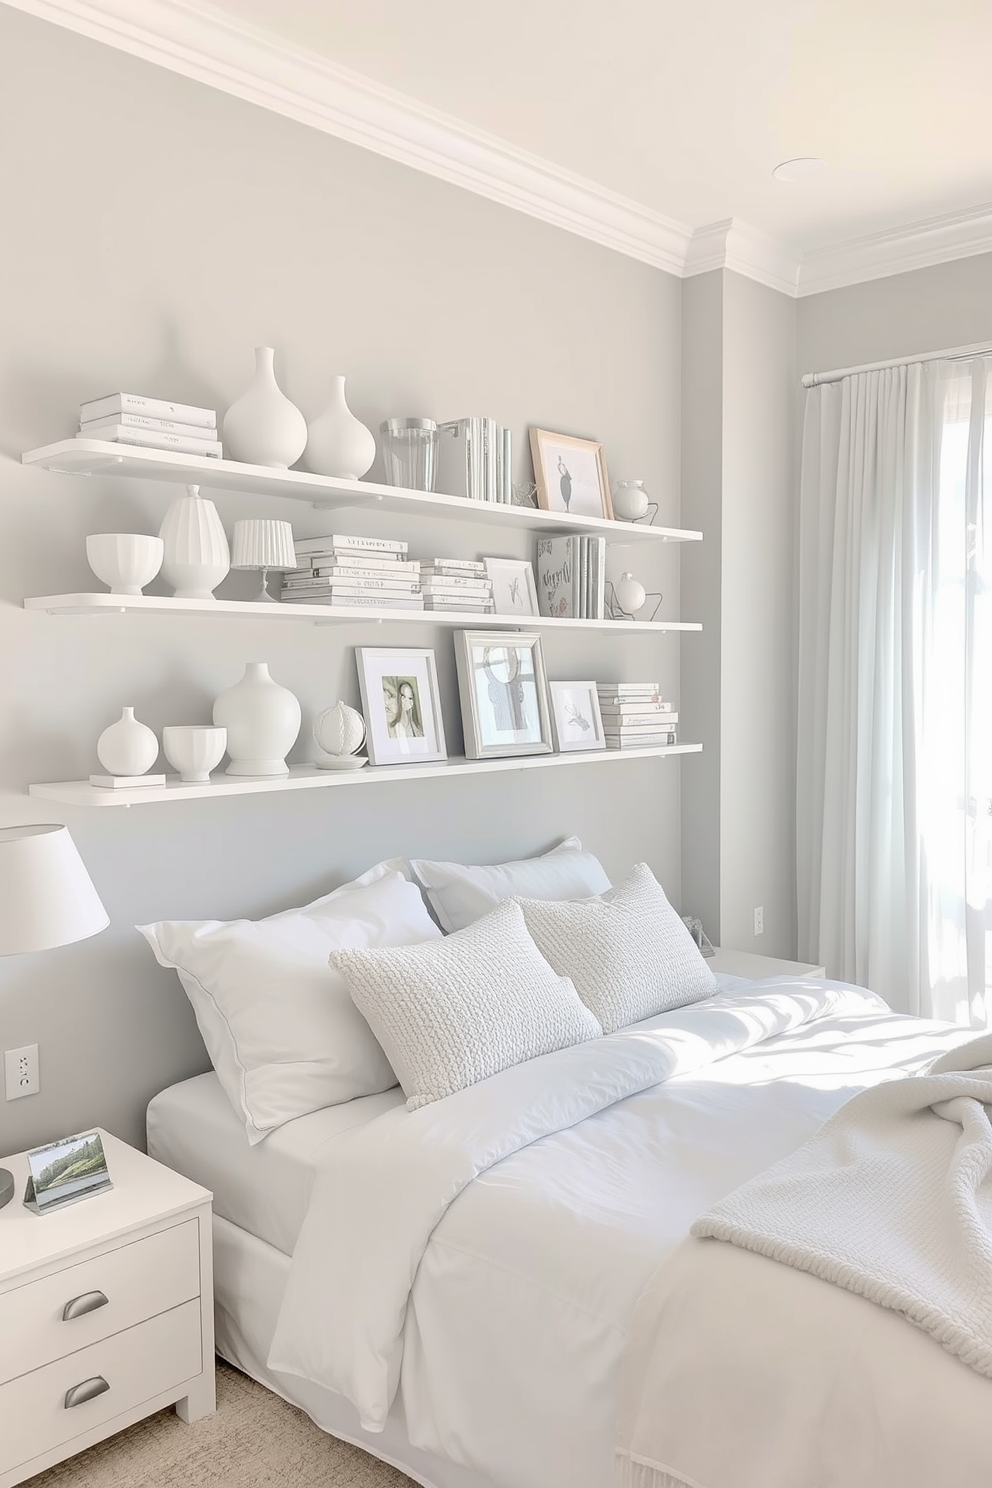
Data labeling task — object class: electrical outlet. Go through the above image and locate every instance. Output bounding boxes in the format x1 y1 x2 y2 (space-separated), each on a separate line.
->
4 1043 39 1100
753 906 764 937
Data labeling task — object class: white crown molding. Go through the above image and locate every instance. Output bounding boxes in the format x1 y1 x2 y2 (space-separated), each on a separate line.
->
684 220 801 296
3 0 693 275
796 202 992 296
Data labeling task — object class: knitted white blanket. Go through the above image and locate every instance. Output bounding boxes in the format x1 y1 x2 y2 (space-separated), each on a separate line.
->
691 1030 992 1375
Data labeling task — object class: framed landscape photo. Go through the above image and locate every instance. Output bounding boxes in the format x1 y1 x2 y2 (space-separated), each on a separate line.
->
356 647 447 766
24 1130 112 1214
529 428 613 521
549 680 606 753
484 557 540 617
454 630 553 759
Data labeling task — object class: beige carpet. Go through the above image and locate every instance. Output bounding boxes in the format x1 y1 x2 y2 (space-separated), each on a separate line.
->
26 1360 416 1488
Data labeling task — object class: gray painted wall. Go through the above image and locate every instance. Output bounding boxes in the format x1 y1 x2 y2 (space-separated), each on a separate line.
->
0 8 687 1154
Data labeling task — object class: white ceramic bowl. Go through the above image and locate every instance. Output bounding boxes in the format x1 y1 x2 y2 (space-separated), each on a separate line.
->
162 725 227 784
86 533 164 596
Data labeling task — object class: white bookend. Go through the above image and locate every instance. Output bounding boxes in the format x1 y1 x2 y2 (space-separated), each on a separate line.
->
79 393 217 428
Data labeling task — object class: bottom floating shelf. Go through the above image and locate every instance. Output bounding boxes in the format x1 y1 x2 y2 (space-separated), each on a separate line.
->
28 744 702 807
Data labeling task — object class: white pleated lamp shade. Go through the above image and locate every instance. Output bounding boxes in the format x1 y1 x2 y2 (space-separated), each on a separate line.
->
230 519 297 573
0 825 109 954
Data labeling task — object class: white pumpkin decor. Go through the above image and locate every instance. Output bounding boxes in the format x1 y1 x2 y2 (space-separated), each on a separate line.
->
313 701 368 771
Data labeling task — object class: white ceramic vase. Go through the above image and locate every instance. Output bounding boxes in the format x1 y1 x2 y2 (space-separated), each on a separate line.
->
313 701 367 770
611 480 650 522
306 376 376 480
162 725 228 784
86 533 164 595
212 662 301 776
159 485 230 600
223 346 308 468
97 706 159 776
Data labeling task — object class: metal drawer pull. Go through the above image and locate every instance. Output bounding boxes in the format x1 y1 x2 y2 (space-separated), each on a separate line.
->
62 1290 109 1321
64 1376 110 1409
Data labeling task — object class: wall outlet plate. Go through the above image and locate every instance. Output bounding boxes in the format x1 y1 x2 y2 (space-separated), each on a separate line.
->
753 906 764 936
4 1043 39 1099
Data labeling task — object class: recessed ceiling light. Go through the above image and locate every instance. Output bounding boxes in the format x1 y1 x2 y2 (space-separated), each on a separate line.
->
773 157 827 183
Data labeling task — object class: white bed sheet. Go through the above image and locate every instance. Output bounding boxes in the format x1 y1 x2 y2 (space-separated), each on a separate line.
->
147 1071 404 1256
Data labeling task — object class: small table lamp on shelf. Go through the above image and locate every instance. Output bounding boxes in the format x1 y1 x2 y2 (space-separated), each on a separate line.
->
231 519 297 603
0 825 109 1211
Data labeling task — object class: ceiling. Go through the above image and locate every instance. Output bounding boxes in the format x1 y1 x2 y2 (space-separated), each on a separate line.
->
202 0 992 254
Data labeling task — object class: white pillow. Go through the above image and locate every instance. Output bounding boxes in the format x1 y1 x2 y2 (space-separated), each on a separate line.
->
515 862 718 1034
331 899 602 1110
138 864 441 1143
407 836 611 933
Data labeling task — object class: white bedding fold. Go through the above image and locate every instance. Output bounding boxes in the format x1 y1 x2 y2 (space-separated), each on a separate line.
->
267 980 885 1430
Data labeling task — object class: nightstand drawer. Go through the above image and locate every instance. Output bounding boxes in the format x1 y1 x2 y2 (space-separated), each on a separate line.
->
0 1219 200 1385
1 1298 201 1474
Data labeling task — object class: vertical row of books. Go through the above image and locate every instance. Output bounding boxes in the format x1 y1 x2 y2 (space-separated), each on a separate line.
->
76 393 222 458
436 419 512 503
534 536 607 619
281 535 423 609
596 684 678 749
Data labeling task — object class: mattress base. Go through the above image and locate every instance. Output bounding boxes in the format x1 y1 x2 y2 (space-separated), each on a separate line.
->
212 1213 496 1488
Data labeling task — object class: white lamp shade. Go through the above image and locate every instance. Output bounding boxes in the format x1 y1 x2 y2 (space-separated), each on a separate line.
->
0 825 109 954
230 519 297 572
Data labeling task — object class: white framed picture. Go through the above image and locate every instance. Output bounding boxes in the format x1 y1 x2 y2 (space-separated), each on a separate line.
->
484 557 540 617
529 428 613 520
356 647 447 766
549 681 606 753
454 630 553 759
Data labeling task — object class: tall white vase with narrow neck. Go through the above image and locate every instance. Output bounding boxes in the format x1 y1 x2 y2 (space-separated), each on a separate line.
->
223 346 308 468
159 485 230 600
212 662 301 776
306 375 376 479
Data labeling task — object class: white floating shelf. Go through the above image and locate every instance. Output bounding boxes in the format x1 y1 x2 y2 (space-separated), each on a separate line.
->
21 441 700 546
29 746 703 808
22 593 702 632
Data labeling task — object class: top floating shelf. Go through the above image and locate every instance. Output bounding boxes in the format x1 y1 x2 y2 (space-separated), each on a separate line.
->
21 441 701 546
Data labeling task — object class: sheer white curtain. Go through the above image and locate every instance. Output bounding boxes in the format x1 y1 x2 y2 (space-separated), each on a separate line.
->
797 358 992 1024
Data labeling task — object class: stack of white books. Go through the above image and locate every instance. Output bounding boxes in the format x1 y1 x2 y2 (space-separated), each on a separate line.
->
76 393 222 458
281 534 424 609
418 559 494 612
596 684 678 749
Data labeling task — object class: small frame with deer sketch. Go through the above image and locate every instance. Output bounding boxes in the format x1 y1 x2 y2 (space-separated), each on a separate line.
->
548 680 607 753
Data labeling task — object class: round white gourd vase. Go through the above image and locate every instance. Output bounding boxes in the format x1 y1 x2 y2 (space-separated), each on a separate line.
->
212 662 301 776
313 701 367 770
306 376 376 480
97 707 159 776
611 480 650 522
223 346 308 469
159 485 230 600
615 572 647 614
162 725 228 784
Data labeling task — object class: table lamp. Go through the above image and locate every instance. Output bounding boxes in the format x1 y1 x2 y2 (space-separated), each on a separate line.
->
230 519 297 602
0 825 109 1210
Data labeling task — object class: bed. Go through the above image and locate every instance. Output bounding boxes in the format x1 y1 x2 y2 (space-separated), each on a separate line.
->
147 973 983 1488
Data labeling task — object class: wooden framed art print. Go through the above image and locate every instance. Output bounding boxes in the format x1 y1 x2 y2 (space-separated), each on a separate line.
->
529 428 613 520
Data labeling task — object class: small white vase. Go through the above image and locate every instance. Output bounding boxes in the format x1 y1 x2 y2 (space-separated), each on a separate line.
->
212 662 301 776
159 485 230 600
97 706 159 776
306 376 376 480
223 346 308 468
86 533 164 595
612 480 651 522
162 725 228 784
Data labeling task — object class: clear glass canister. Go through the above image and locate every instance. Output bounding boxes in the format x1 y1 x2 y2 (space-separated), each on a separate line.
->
380 418 438 492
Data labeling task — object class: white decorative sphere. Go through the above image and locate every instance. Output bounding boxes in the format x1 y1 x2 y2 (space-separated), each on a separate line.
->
616 572 646 614
611 480 650 522
313 701 366 757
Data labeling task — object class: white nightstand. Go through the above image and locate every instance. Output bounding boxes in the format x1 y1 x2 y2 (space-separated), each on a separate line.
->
0 1129 214 1488
708 948 827 980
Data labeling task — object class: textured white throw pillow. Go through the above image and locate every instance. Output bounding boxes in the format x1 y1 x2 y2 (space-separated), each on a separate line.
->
138 864 441 1142
516 863 718 1034
407 836 612 933
331 898 603 1109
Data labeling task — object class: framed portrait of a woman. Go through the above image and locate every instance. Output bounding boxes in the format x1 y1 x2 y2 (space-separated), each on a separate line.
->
454 630 553 759
356 647 447 766
529 428 613 521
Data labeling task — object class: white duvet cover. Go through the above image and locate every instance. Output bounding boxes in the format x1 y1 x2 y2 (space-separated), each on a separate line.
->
267 982 976 1488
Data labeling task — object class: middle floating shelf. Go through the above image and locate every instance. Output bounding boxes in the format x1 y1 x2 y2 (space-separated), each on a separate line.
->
23 594 703 632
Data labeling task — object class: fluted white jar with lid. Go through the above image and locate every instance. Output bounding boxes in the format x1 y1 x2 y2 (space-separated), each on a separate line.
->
158 485 230 600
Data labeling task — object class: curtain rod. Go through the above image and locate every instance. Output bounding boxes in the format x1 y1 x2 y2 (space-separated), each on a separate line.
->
801 339 992 389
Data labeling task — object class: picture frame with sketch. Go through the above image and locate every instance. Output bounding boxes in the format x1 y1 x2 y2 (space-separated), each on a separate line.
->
454 630 553 759
529 428 613 520
548 680 607 753
483 557 540 617
355 647 447 766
